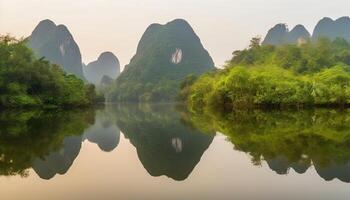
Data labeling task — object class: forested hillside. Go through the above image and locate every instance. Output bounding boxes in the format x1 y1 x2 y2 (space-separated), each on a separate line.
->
183 37 350 110
109 19 214 102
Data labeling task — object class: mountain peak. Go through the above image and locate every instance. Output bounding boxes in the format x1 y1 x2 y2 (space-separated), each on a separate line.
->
288 25 310 43
84 52 120 85
335 16 350 23
166 18 195 34
312 16 350 41
263 23 310 45
167 18 191 27
36 19 56 28
110 19 214 102
274 23 288 30
56 24 69 32
30 19 57 49
291 24 307 31
262 23 289 45
31 19 56 37
263 16 350 45
98 52 118 62
137 19 199 55
319 17 334 23
28 20 84 79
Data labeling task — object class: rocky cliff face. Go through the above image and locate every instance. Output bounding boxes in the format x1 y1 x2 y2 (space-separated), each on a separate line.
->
263 23 310 45
312 17 350 41
84 52 120 85
28 19 84 79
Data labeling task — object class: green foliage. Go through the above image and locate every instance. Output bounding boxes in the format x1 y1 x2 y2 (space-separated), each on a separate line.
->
0 35 98 108
184 37 350 110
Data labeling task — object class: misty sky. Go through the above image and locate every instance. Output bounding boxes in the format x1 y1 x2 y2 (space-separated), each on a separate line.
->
1 0 349 69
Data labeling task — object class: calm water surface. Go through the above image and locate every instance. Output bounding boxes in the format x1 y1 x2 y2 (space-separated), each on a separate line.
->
0 104 350 200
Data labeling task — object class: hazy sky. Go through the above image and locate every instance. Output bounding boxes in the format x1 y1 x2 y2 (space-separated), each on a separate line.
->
1 0 349 69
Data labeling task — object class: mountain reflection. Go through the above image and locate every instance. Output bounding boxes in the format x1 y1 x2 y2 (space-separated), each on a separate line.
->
0 107 124 180
83 110 120 152
187 108 350 183
32 135 83 180
113 104 215 181
4 105 350 183
0 109 94 178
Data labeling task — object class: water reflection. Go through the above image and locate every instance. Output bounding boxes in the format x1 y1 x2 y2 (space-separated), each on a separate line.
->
112 104 215 181
2 105 350 184
83 110 120 152
187 108 350 183
32 135 83 180
0 104 214 181
0 109 94 178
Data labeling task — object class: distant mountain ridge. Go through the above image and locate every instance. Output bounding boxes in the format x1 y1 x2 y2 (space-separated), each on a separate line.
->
28 19 85 79
263 24 310 45
84 52 120 85
313 16 350 41
263 16 350 46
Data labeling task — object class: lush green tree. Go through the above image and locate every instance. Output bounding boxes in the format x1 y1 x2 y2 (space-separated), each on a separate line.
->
0 35 98 108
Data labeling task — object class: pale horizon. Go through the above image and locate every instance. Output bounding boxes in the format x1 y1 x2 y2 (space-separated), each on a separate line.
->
1 0 350 69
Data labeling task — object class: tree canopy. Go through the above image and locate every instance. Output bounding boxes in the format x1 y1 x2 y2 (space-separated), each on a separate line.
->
0 35 99 108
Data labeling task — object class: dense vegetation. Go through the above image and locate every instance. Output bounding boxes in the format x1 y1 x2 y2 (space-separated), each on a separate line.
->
109 19 214 102
0 35 99 108
185 108 350 182
183 37 350 110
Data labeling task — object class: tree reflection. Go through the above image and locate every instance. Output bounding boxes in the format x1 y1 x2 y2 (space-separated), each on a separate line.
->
187 108 350 183
0 109 94 178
